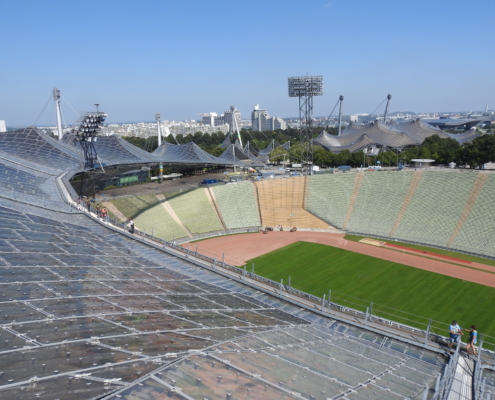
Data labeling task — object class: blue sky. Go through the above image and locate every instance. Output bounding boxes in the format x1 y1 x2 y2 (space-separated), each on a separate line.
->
1 0 494 126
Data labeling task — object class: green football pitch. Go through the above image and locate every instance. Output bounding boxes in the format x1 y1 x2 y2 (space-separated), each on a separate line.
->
247 241 495 342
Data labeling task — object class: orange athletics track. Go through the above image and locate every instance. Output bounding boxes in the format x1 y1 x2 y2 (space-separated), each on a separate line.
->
191 231 495 288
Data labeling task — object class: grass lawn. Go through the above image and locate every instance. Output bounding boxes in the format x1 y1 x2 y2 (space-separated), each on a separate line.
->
345 234 495 267
247 241 495 342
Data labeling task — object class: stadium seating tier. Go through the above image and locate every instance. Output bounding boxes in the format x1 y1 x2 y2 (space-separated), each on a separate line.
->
212 181 261 229
167 189 224 234
306 173 357 228
393 171 477 247
111 194 188 240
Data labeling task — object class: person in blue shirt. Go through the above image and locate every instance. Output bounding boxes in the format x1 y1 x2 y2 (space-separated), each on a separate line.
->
466 325 478 356
448 320 463 349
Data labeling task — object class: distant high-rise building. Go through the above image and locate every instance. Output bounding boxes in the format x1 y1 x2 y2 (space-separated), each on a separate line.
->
251 104 286 131
224 106 241 133
202 113 225 126
0 120 6 133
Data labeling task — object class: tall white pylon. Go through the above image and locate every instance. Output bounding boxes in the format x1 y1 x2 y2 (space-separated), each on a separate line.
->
53 88 63 140
155 112 162 146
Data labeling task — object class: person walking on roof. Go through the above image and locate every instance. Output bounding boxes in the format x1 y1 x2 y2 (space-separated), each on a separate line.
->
448 320 463 349
466 325 478 356
101 207 108 223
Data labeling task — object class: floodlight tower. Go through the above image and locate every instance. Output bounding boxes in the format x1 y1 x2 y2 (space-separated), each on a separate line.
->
383 94 392 123
288 75 323 174
73 104 107 169
338 95 344 137
53 88 63 140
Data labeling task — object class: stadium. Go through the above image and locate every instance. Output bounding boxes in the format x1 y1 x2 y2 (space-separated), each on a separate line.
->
0 122 494 400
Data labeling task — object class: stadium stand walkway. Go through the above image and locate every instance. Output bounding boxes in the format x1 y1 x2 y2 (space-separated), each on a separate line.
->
255 176 331 229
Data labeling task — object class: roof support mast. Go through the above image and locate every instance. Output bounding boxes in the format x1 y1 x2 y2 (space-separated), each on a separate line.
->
232 106 242 148
338 95 344 137
383 94 392 123
53 88 63 140
156 112 162 147
156 112 163 184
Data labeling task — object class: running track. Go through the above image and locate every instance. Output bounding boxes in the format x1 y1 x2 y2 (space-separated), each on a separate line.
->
192 231 495 288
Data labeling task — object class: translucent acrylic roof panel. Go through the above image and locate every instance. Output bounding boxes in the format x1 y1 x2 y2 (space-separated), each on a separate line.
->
0 197 448 398
93 135 158 165
153 141 225 165
0 252 64 266
0 375 121 400
103 295 180 312
106 312 200 331
0 341 140 382
0 128 82 171
134 355 300 400
11 316 133 344
0 160 48 197
390 118 449 143
447 127 482 144
159 294 229 310
337 121 418 149
101 332 215 356
0 282 56 301
169 310 251 328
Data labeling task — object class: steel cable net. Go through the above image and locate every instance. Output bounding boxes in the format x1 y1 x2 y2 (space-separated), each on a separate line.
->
0 128 81 171
0 195 449 399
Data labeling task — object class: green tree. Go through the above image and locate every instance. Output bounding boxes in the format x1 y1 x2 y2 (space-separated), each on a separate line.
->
313 146 334 167
420 135 461 164
269 147 290 164
461 134 495 169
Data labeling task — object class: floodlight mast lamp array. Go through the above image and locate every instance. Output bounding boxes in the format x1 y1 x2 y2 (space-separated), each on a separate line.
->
288 76 323 174
73 104 107 170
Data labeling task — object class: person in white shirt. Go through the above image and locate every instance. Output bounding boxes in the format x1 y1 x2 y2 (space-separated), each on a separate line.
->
448 320 463 349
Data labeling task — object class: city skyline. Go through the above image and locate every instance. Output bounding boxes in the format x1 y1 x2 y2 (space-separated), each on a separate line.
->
1 0 494 126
